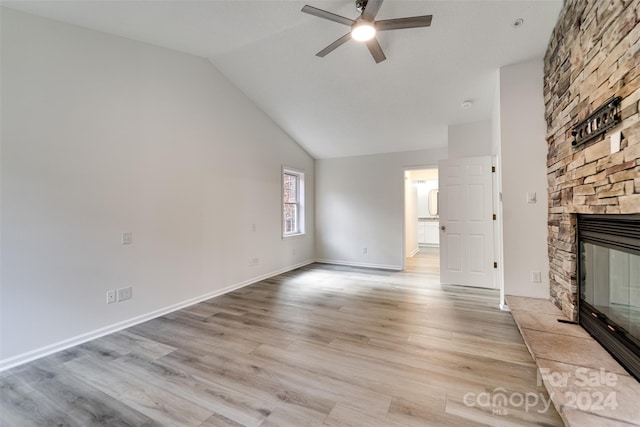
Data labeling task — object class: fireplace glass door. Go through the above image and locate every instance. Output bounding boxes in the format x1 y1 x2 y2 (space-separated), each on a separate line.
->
578 214 640 381
581 243 640 343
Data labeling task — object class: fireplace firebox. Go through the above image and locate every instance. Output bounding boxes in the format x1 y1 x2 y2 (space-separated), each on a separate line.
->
578 214 640 381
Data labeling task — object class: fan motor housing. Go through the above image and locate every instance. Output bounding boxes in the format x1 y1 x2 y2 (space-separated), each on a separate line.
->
356 0 368 13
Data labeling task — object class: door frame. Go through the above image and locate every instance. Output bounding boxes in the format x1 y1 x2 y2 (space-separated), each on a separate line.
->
493 155 507 310
401 162 505 307
401 165 439 271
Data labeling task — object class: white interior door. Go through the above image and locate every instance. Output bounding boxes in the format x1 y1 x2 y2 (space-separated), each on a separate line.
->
439 156 495 288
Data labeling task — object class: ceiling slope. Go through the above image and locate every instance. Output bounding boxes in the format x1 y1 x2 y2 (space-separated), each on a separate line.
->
2 0 562 158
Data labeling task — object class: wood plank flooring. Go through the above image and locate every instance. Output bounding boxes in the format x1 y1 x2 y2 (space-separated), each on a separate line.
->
0 249 562 426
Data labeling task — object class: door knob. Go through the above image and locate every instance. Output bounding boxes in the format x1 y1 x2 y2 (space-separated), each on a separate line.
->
440 225 446 232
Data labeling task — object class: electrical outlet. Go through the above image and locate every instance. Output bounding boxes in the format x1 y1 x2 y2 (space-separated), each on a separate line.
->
251 223 257 232
122 232 133 245
249 257 259 266
531 271 542 283
106 290 116 304
362 247 368 254
117 286 132 301
611 131 621 154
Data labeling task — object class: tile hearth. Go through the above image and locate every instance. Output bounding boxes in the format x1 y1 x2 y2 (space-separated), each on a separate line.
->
507 296 640 427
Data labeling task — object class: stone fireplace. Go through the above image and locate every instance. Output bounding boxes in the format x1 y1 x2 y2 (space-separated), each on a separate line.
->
545 0 640 322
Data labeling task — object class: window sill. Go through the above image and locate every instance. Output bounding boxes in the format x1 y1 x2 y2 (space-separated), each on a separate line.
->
283 232 306 240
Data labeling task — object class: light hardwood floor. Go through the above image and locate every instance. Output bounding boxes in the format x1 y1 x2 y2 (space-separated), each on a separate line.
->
1 249 562 426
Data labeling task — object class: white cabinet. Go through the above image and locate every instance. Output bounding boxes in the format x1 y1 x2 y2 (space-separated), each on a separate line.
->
425 221 439 245
418 221 439 246
417 222 426 243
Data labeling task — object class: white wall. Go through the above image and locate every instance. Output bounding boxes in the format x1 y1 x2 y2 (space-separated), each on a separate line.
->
491 73 502 157
448 120 492 159
315 148 447 269
0 9 314 367
404 172 419 257
499 58 549 299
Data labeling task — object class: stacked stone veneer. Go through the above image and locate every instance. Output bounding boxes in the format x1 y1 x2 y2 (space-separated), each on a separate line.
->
545 0 640 320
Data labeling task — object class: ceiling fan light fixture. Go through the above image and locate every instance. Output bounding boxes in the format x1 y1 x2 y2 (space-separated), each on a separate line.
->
351 22 376 42
301 0 433 63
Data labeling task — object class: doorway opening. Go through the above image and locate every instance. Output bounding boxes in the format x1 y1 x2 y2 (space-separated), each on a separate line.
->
404 168 440 274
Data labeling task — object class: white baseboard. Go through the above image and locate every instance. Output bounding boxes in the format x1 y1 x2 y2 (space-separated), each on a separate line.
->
315 259 402 271
0 260 314 372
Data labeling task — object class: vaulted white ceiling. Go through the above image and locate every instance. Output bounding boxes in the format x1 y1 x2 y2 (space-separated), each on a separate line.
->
2 0 562 158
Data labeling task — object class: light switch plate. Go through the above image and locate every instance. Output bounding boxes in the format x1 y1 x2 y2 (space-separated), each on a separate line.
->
122 232 133 245
527 192 537 204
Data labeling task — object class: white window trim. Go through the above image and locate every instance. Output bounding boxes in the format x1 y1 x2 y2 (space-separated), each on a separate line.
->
282 166 305 239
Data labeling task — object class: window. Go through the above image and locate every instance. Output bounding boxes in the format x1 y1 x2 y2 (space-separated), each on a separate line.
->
283 168 304 237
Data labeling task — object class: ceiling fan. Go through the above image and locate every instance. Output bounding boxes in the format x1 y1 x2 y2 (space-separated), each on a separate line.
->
301 0 432 63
